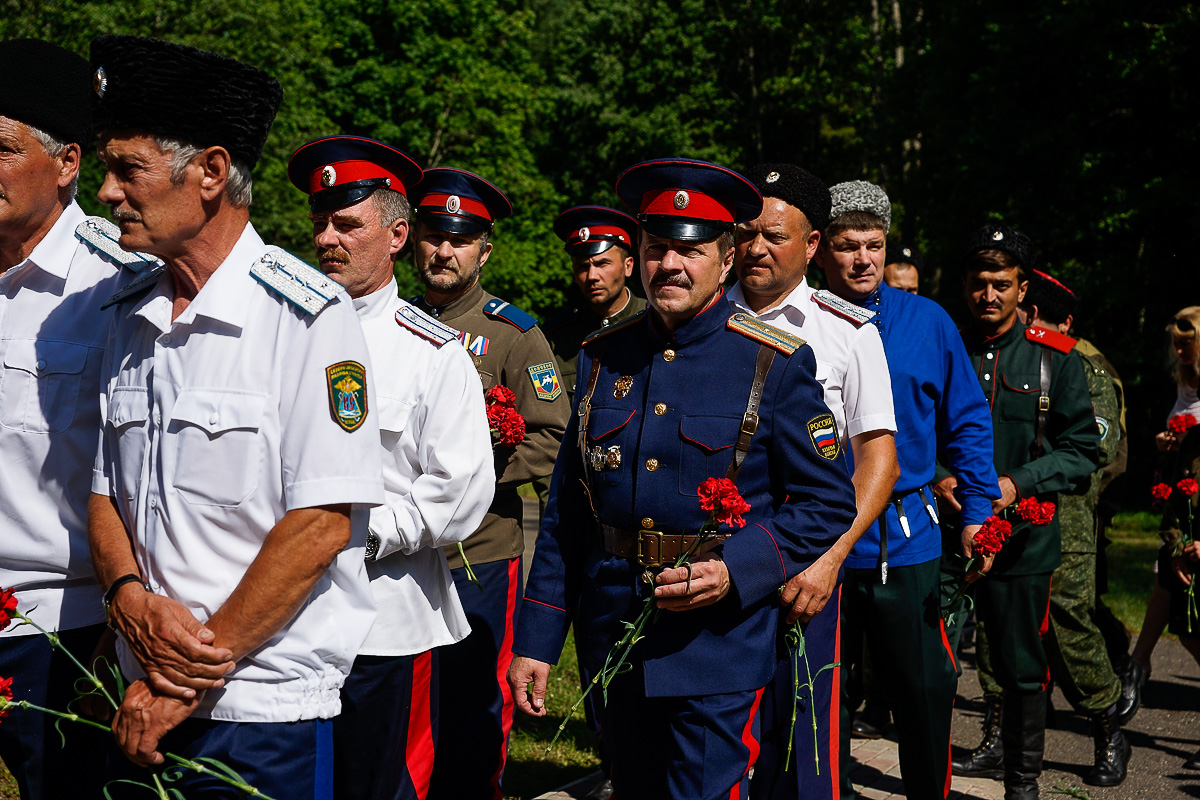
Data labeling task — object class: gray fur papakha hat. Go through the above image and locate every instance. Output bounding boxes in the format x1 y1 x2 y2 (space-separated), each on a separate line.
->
90 35 281 168
828 180 891 232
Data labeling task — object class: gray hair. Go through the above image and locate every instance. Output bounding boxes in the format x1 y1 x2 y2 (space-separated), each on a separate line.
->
151 135 253 208
371 188 411 227
26 124 78 200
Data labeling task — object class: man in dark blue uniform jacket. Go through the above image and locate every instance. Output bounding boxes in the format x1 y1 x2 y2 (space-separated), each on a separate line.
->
508 158 858 800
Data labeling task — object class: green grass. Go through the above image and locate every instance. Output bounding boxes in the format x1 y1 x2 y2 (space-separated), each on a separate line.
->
1101 511 1163 634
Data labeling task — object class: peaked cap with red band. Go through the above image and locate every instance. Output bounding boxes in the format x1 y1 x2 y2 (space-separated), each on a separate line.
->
413 167 512 236
553 206 637 257
287 135 423 213
615 158 762 242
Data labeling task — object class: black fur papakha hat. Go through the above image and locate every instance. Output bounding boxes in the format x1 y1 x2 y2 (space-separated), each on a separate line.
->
90 35 282 168
0 38 92 146
963 224 1036 269
745 163 831 232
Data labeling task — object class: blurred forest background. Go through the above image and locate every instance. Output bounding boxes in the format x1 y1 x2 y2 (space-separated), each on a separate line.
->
3 0 1197 506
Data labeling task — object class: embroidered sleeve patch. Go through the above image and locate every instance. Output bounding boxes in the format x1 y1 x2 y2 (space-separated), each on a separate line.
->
807 413 839 460
327 361 369 431
528 361 563 402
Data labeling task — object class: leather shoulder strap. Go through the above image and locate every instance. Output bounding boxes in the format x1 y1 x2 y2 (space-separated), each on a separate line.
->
725 344 776 481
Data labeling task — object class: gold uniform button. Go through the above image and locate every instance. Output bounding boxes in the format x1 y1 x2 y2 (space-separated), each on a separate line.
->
654 403 667 416
663 349 676 362
645 458 659 471
641 517 655 529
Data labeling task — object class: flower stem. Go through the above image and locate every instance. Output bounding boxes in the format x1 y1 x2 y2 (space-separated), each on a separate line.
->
3 700 111 732
13 611 119 711
457 543 483 591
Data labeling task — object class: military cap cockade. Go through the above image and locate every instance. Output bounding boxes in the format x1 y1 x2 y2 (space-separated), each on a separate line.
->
828 180 891 231
745 163 831 232
89 35 282 168
412 167 512 236
288 136 423 213
553 206 637 258
963 223 1036 269
615 158 762 243
0 38 92 146
885 242 925 271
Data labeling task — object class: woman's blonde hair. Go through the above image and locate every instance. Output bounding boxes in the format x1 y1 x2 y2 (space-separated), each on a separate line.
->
1167 306 1200 386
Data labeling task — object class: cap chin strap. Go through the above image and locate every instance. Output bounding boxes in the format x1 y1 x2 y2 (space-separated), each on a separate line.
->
640 215 732 242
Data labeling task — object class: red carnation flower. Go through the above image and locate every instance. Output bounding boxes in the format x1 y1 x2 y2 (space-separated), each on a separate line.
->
1169 413 1198 435
973 516 1012 558
496 408 526 448
1178 478 1200 498
1016 497 1055 525
1152 482 1174 505
698 477 751 529
0 675 13 721
485 385 517 408
0 588 17 634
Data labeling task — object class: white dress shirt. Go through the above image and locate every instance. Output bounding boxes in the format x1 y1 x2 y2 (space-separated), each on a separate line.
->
0 202 131 635
728 277 896 442
354 280 494 656
92 223 384 722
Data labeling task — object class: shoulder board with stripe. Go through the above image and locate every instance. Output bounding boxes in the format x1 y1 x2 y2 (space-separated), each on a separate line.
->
1025 325 1076 354
727 312 806 355
483 298 537 332
812 289 875 326
583 309 645 344
75 218 158 271
395 304 457 345
250 248 344 316
100 262 168 310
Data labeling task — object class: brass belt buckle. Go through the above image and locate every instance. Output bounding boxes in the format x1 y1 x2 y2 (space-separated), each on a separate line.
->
637 529 664 567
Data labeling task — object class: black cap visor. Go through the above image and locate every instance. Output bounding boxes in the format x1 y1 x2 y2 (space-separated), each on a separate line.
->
416 209 491 236
640 215 732 243
308 179 392 213
565 238 624 258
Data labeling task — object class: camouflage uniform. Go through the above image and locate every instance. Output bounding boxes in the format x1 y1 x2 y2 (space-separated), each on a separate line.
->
979 337 1121 711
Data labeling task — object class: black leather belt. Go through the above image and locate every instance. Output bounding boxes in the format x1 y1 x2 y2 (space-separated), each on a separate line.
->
601 524 731 567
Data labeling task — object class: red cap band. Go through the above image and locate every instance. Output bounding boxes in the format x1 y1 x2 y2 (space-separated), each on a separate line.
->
309 160 408 195
639 188 735 223
571 224 631 244
418 192 492 221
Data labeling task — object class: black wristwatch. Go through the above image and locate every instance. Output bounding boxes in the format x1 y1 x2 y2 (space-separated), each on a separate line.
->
364 533 380 563
103 573 150 631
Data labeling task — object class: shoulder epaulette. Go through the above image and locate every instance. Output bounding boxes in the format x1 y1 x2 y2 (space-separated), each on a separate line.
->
75 218 158 271
483 298 537 332
583 309 646 345
543 305 583 334
100 262 168 310
395 304 457 345
727 312 806 355
1025 326 1076 354
812 289 876 326
250 248 344 316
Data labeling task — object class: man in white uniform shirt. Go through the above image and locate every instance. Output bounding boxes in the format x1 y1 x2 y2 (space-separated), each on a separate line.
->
728 163 899 800
85 36 384 799
288 135 495 800
0 38 148 800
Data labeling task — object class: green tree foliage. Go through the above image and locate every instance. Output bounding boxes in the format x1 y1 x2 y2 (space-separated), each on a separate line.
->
3 0 1196 499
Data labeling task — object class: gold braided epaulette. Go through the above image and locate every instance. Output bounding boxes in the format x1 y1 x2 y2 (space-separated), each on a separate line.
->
727 313 805 355
583 309 647 345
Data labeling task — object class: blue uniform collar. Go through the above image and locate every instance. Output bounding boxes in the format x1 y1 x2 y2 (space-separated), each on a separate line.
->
647 290 731 345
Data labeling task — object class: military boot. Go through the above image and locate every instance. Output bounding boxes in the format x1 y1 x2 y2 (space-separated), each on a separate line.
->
1085 703 1131 786
951 693 1003 779
1001 690 1046 800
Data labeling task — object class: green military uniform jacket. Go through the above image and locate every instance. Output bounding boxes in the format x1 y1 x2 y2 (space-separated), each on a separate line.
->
414 281 570 566
1057 337 1122 553
544 288 647 405
961 321 1101 575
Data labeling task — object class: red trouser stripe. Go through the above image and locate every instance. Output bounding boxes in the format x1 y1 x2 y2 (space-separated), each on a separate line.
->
730 686 767 800
1040 576 1054 691
406 651 435 800
488 557 521 800
938 617 958 674
830 585 842 800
